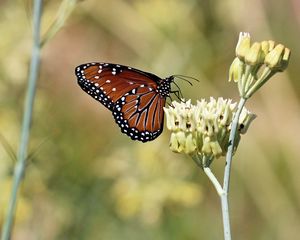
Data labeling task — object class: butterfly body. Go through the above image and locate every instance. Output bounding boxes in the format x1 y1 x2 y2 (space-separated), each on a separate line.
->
75 62 175 142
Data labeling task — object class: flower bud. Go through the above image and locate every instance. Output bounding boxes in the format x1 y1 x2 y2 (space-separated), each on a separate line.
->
245 42 264 65
268 40 275 51
229 33 291 99
236 32 251 61
264 44 285 69
261 41 269 56
229 57 244 82
278 47 291 72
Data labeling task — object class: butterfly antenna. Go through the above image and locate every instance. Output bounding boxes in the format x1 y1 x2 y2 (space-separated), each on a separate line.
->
172 74 200 85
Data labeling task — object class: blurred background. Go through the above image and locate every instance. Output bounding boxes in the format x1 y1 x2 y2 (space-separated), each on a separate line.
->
1 0 300 239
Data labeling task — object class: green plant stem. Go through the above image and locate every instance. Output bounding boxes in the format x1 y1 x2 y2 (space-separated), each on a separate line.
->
221 97 246 240
1 1 42 239
245 68 275 98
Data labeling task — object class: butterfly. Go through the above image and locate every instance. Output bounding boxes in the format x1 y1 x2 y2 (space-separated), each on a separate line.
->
75 62 194 142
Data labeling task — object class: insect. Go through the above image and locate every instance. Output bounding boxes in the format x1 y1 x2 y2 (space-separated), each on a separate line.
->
75 62 195 142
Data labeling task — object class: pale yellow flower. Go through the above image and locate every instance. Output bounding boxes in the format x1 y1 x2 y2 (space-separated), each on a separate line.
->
164 98 255 166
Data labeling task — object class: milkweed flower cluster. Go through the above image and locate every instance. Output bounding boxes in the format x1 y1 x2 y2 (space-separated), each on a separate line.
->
229 32 291 98
164 98 256 167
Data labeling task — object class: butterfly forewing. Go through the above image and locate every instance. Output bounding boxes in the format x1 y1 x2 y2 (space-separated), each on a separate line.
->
75 63 159 110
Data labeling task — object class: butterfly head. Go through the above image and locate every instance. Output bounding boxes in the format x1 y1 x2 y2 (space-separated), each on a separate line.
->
157 76 175 98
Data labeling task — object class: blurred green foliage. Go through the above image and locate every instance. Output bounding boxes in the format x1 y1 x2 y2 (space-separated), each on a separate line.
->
1 0 300 239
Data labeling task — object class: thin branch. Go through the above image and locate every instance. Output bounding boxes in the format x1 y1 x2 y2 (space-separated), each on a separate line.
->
223 97 246 193
1 0 43 239
203 167 224 196
220 97 247 240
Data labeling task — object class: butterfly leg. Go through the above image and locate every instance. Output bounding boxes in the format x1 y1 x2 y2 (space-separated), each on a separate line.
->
170 90 183 101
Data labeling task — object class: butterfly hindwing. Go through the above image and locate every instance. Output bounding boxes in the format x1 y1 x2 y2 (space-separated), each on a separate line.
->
112 85 166 142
